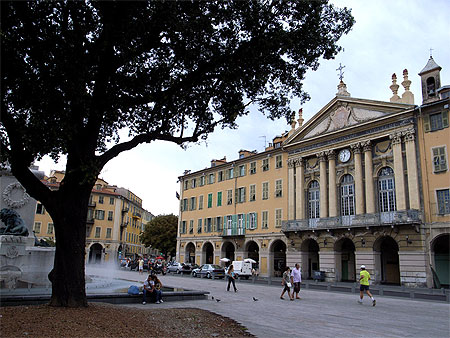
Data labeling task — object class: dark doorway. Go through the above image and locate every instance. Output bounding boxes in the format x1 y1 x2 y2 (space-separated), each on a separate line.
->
301 239 319 279
89 243 103 264
272 240 286 277
203 242 214 264
433 234 450 288
185 242 196 264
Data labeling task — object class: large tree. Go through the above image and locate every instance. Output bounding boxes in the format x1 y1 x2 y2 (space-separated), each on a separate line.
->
0 1 354 307
141 214 178 258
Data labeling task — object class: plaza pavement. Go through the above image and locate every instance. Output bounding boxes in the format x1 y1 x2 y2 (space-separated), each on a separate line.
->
87 266 450 338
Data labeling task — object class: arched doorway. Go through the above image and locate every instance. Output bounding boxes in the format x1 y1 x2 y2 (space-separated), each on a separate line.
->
271 240 286 277
203 242 214 264
89 243 103 264
245 241 259 270
374 236 400 285
301 239 319 279
432 234 449 288
222 241 235 262
185 242 196 264
335 238 356 282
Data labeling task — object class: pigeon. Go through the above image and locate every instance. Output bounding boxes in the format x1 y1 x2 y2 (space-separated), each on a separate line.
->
215 298 221 302
211 296 214 300
252 297 259 301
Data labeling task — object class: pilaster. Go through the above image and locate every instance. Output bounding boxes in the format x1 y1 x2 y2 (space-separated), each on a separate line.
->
327 151 338 217
288 159 296 220
295 157 305 220
318 152 328 218
362 141 375 214
351 143 365 214
390 132 406 210
403 128 420 210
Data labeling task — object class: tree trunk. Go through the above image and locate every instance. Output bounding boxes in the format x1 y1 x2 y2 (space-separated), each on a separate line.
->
48 191 90 307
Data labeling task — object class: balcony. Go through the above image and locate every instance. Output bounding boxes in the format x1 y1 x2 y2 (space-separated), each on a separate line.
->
122 207 129 213
88 201 96 208
282 209 422 232
132 211 141 218
121 221 129 228
221 227 245 237
86 217 95 224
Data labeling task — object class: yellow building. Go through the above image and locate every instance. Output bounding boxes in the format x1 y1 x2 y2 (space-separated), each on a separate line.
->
177 57 449 286
416 56 450 287
33 170 154 263
177 136 289 277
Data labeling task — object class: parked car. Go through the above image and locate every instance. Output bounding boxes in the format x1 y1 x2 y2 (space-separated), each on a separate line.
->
191 264 225 279
167 262 184 274
181 263 198 274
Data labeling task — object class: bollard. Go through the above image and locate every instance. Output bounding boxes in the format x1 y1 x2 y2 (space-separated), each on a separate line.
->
379 285 384 296
268 276 272 285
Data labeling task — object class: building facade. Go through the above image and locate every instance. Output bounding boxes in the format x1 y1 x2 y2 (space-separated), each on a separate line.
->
33 170 154 263
176 57 450 287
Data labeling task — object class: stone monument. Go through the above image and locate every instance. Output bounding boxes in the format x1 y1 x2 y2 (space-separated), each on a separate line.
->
0 165 55 291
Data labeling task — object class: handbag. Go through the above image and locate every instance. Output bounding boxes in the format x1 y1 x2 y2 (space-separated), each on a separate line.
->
286 282 292 288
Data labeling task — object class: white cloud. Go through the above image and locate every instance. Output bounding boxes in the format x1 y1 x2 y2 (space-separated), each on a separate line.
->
37 0 450 215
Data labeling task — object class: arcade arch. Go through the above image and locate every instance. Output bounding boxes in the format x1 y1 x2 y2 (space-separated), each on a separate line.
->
300 238 319 279
374 236 400 285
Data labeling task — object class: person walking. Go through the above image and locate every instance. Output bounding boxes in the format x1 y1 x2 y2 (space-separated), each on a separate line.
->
138 257 144 275
359 265 376 306
280 266 294 301
226 264 238 292
292 263 302 299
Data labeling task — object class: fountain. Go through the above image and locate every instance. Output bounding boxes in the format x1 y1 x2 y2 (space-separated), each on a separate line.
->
0 166 55 291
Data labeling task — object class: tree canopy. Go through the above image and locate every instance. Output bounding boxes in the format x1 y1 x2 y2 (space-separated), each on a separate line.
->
141 214 178 257
0 1 354 307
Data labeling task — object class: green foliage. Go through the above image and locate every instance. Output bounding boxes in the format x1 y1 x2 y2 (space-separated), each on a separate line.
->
141 214 178 257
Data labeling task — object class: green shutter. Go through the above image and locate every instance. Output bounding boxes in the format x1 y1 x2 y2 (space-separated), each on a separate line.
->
232 214 237 230
442 110 449 128
255 212 258 229
212 218 217 232
246 213 250 229
235 189 238 203
423 114 431 132
243 187 246 202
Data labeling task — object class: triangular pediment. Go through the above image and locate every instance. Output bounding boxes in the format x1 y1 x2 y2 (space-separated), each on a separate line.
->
285 97 414 146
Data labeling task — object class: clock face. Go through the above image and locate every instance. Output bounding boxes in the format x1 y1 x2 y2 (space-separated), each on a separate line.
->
339 149 351 163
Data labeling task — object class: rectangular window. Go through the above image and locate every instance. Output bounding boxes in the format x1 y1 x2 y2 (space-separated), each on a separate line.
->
217 191 222 207
237 214 245 229
437 189 450 214
237 187 246 203
227 189 233 205
228 167 234 179
275 179 283 198
249 184 256 202
250 162 256 175
262 182 269 200
99 196 104 204
36 203 45 215
184 180 189 190
189 220 194 234
275 209 282 228
262 158 269 171
95 210 105 220
200 176 205 186
108 211 113 221
433 147 447 173
34 222 41 234
206 218 212 232
208 193 213 208
181 221 186 234
216 216 223 231
248 212 257 230
238 164 246 177
262 211 268 228
182 198 188 211
197 219 202 233
191 178 197 188
190 197 196 211
208 173 215 184
199 195 204 210
106 228 112 238
218 171 224 182
276 154 283 169
95 226 101 238
430 112 444 131
109 197 114 205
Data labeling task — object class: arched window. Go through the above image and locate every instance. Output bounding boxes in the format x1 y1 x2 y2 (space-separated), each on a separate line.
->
308 180 320 220
426 77 436 97
341 174 355 216
378 167 396 213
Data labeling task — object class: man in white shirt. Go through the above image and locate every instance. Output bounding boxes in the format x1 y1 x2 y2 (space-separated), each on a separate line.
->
292 263 302 300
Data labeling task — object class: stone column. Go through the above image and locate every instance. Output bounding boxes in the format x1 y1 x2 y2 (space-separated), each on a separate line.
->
327 150 338 217
318 152 328 218
288 159 296 220
351 143 365 214
362 141 375 214
390 132 406 210
319 250 336 281
295 157 305 219
404 129 420 210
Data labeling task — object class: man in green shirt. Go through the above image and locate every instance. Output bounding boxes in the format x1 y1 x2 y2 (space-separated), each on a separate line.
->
359 265 376 306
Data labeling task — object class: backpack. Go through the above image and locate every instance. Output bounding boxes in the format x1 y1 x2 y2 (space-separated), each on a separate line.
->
127 285 140 295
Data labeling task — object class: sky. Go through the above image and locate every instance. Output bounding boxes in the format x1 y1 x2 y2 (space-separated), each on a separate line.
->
36 0 450 216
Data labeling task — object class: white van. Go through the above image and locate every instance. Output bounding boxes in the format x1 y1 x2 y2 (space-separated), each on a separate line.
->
230 260 253 279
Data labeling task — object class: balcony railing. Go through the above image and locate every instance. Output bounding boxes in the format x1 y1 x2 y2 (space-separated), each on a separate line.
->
121 221 129 228
86 217 95 224
122 207 129 213
88 201 96 208
132 211 142 218
221 227 245 236
282 209 422 232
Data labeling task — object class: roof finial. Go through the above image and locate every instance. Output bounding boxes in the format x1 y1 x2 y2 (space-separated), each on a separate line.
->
429 47 434 58
401 69 414 104
297 108 304 127
336 63 345 82
389 73 401 103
